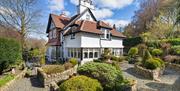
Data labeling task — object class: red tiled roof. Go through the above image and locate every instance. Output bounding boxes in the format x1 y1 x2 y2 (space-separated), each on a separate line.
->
51 14 70 29
48 14 126 38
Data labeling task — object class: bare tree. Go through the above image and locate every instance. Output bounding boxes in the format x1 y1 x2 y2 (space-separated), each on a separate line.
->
0 0 41 52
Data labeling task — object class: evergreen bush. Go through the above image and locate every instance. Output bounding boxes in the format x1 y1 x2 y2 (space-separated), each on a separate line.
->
59 76 103 91
77 62 127 91
0 37 21 74
69 58 78 65
128 47 138 57
152 49 163 56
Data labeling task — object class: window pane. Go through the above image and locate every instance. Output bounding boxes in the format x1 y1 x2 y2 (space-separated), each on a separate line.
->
89 52 93 58
71 49 74 57
94 52 98 58
74 50 77 58
68 48 71 57
84 52 88 58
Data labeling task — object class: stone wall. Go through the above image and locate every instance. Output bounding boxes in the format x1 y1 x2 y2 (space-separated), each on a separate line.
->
37 65 78 88
134 65 164 80
166 63 180 71
0 68 27 91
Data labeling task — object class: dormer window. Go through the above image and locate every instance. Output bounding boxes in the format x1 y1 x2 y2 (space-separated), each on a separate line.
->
101 28 111 40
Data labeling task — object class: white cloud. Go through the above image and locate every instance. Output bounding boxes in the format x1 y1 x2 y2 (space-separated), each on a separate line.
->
93 8 113 19
95 0 134 9
104 19 130 28
70 0 134 9
48 0 64 12
70 0 79 5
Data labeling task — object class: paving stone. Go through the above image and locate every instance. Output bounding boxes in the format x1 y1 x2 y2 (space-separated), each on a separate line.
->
120 62 180 91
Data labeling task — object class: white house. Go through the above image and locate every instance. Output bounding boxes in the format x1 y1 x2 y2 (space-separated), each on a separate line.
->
46 0 126 64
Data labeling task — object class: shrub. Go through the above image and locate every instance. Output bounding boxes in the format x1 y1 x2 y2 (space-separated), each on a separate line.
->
111 56 119 61
69 58 78 65
161 38 180 46
77 62 125 91
59 76 103 91
64 62 73 70
0 74 14 87
0 37 21 74
128 47 138 57
137 44 147 56
112 62 121 70
144 59 161 70
144 58 164 70
93 59 102 62
171 46 180 55
42 65 65 74
152 49 163 56
143 50 152 63
164 55 180 64
101 48 111 61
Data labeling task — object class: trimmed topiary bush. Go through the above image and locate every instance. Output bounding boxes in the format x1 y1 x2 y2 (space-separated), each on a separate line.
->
77 62 126 91
69 58 78 65
144 58 165 70
59 76 103 91
144 59 161 70
152 49 163 56
128 47 138 57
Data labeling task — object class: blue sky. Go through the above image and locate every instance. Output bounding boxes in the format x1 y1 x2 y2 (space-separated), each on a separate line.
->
32 0 140 39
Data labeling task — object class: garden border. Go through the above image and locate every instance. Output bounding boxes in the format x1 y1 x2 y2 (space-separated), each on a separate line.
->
134 64 164 80
37 65 78 88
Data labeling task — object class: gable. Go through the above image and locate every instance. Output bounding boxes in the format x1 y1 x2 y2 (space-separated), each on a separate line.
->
78 10 96 22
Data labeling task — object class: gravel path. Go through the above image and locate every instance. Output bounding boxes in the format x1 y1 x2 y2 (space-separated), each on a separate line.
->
120 62 180 91
5 68 50 91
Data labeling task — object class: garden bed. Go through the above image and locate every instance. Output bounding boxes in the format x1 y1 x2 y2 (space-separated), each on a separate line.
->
134 64 164 80
37 65 78 88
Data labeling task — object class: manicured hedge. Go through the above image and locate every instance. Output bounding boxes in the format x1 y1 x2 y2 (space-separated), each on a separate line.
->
123 37 143 47
0 37 21 74
59 76 103 91
77 62 126 91
123 37 143 53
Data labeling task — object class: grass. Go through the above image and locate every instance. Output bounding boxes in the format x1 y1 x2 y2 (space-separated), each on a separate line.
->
0 74 15 87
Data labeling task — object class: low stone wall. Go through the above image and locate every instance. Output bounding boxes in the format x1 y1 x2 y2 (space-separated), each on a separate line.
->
166 63 180 71
134 65 164 80
0 68 27 91
37 65 78 88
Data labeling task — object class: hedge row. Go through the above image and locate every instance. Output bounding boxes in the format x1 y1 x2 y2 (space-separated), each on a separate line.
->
0 37 21 74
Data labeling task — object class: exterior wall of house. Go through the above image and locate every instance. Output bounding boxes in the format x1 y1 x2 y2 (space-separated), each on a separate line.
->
46 46 57 62
61 32 124 64
81 32 124 48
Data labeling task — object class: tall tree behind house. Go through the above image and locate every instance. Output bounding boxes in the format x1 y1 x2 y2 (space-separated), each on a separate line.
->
0 0 42 54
